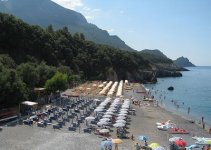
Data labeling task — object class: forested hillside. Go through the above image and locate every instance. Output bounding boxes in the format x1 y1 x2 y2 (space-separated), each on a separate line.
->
0 13 153 107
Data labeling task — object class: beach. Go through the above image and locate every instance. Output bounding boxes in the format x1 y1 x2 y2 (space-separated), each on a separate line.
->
0 83 211 150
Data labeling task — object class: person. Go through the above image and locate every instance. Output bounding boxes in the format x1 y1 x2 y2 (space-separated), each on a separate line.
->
131 134 134 141
144 139 148 147
206 144 211 150
188 107 190 114
203 122 205 129
170 142 178 150
135 143 141 150
202 117 204 124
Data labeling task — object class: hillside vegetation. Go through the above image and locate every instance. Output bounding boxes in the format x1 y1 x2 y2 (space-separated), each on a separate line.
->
0 13 157 107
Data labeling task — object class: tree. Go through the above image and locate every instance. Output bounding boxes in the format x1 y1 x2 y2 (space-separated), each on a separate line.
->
17 63 39 88
80 33 85 40
45 72 68 92
0 68 28 107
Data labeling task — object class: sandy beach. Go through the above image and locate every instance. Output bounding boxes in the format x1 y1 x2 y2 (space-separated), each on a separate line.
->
0 83 211 150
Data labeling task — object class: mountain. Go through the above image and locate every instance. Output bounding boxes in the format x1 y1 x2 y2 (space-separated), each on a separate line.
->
140 49 173 64
0 0 134 51
174 57 196 67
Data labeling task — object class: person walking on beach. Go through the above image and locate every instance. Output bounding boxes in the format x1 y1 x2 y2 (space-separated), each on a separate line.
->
135 143 141 150
202 117 204 124
188 107 190 114
144 139 148 147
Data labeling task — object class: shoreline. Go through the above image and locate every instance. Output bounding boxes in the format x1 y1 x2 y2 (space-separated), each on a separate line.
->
143 80 211 132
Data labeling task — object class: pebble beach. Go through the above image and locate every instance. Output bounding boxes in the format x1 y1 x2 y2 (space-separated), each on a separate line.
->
0 83 211 150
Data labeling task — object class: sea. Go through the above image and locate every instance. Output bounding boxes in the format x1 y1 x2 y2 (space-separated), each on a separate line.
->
144 66 211 126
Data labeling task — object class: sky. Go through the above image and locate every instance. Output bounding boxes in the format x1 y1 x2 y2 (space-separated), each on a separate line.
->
51 0 211 66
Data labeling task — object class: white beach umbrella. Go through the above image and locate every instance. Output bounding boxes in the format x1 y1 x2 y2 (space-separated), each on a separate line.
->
118 114 127 116
94 99 101 102
85 116 95 121
94 108 104 112
117 116 126 120
97 121 108 126
103 114 112 118
120 110 128 113
105 112 114 115
100 118 110 122
113 123 125 127
99 129 110 133
120 108 128 111
106 109 115 112
116 120 126 123
119 112 127 115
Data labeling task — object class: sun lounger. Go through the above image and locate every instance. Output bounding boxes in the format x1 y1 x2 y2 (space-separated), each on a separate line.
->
23 119 33 125
53 124 60 129
37 122 45 127
83 128 92 133
68 126 76 131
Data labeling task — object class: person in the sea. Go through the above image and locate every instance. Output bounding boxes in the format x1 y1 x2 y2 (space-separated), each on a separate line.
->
188 107 190 114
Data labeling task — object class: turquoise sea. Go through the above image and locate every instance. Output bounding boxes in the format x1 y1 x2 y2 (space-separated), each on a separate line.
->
144 66 211 126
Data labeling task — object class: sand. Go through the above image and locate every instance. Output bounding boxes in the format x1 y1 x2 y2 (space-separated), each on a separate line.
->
0 83 211 150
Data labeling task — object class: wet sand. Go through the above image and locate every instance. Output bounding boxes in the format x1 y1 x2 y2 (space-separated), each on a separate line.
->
0 83 211 150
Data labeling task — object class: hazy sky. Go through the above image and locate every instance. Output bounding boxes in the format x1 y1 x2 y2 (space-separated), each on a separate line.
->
52 0 211 66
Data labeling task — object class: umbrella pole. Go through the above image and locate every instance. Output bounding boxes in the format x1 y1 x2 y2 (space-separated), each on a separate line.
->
115 144 118 150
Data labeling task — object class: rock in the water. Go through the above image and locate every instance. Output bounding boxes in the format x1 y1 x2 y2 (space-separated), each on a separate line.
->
168 86 174 91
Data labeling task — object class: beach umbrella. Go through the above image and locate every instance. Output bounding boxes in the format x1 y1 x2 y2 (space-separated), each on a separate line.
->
112 138 123 150
112 138 123 144
100 118 110 122
97 121 108 126
107 109 115 112
154 146 166 150
120 110 128 113
118 114 127 116
116 120 126 123
85 116 95 121
94 99 101 102
175 139 187 147
113 123 125 127
149 143 160 149
119 112 127 115
169 137 182 142
99 129 110 133
138 135 149 141
103 114 112 118
94 108 104 112
117 116 126 120
105 112 114 115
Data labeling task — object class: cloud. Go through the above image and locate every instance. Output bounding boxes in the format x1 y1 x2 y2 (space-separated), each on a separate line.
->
85 15 94 20
51 0 100 21
81 7 101 21
51 0 83 10
107 29 114 33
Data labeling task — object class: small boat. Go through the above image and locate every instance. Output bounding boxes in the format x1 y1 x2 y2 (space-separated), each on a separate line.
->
157 123 176 131
169 128 189 134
